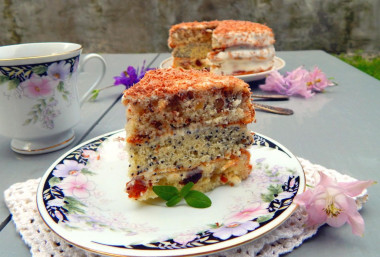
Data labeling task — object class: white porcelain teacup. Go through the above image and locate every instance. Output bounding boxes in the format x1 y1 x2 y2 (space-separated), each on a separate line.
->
0 42 106 154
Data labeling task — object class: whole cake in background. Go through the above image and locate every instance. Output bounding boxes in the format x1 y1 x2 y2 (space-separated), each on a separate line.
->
168 20 276 76
122 68 255 200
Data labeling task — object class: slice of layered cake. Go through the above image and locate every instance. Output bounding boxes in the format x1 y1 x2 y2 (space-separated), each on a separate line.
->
168 20 275 76
121 68 255 200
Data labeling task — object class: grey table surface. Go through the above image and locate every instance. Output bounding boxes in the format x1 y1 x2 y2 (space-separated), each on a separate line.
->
0 51 379 257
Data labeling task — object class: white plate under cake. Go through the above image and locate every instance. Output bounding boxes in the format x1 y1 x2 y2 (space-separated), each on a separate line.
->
37 129 305 257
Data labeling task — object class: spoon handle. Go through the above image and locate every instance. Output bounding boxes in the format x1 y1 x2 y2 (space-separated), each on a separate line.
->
251 94 289 100
253 102 294 115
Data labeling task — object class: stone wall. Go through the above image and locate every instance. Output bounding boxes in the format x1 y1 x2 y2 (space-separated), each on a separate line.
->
1 0 379 54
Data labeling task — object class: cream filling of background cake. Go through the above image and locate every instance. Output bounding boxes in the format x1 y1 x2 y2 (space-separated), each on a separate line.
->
208 46 274 75
208 45 275 61
210 59 273 75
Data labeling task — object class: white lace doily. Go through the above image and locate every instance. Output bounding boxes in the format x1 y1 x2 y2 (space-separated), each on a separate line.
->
3 157 368 257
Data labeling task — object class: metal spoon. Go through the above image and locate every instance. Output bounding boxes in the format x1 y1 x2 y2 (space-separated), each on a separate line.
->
252 102 294 115
251 94 289 100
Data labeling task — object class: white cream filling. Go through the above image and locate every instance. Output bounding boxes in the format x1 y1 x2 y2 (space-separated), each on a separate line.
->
208 45 275 62
212 31 275 48
210 59 273 75
208 45 275 75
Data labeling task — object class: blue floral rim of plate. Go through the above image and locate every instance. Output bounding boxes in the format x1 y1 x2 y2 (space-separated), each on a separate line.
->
37 129 305 256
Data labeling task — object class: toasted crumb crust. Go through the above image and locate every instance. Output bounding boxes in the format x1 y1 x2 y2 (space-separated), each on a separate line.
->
213 20 273 35
121 68 251 103
169 20 219 32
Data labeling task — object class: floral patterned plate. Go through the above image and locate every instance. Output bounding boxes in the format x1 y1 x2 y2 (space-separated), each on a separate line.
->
159 56 286 82
37 129 305 257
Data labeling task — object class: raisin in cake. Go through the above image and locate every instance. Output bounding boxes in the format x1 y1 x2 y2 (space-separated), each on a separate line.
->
121 68 255 200
168 20 275 76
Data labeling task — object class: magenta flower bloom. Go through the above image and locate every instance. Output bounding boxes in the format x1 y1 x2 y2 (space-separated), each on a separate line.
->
59 173 95 199
20 74 55 98
47 61 71 81
52 160 85 178
210 221 259 240
294 171 375 236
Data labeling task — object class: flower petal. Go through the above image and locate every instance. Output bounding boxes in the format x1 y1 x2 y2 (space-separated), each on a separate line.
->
338 180 375 197
347 209 365 236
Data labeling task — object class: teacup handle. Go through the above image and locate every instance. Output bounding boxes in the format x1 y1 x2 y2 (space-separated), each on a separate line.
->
79 53 107 106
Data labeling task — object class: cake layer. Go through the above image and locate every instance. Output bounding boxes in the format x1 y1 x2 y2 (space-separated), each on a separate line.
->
127 124 253 175
122 68 255 142
168 21 218 48
172 42 212 58
212 20 275 49
172 57 210 70
126 149 252 200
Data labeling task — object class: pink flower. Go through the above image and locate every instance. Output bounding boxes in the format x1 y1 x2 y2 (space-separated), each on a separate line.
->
259 70 287 93
284 67 314 98
173 232 197 245
294 171 375 236
59 173 95 198
306 67 334 92
226 202 269 223
260 66 333 98
81 150 100 161
20 74 56 98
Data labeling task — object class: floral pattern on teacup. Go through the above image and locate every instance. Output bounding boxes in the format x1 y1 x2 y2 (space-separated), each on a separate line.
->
0 56 79 129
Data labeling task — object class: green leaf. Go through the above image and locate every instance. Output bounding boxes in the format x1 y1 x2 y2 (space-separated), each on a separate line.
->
89 89 99 101
267 184 283 195
261 192 274 202
81 168 96 176
65 196 86 208
57 81 64 92
31 65 48 75
48 177 61 186
62 94 68 102
256 214 273 223
152 185 179 201
166 195 182 207
180 182 194 197
7 78 20 90
23 119 32 126
0 75 9 85
184 190 212 208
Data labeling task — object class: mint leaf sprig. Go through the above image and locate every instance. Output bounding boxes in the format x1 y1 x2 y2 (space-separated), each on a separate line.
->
152 182 212 208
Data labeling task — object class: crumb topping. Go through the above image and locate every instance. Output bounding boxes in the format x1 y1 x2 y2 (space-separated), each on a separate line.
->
122 68 250 102
169 20 219 33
